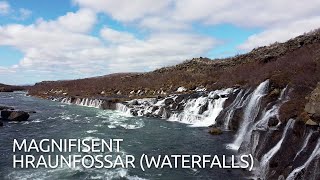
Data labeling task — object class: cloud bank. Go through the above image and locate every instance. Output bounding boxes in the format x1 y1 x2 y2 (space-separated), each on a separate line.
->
0 0 320 84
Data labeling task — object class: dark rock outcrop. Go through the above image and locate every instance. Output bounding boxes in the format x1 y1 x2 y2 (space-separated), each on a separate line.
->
0 106 14 111
304 82 320 124
208 127 222 135
1 110 30 121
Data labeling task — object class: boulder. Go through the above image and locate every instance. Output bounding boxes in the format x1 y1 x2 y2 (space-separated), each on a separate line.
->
268 117 279 127
198 101 208 114
130 109 138 116
211 94 219 100
1 110 11 119
8 111 30 121
306 119 318 126
128 100 139 106
304 83 320 123
208 127 223 135
164 98 174 106
1 110 30 121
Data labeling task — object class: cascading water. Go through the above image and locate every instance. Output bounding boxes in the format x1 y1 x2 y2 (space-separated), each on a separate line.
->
293 131 314 161
168 88 232 127
56 81 320 179
238 86 290 154
257 119 295 179
255 86 289 130
168 96 208 124
61 97 73 104
115 103 133 116
227 80 269 150
286 138 320 180
61 97 103 108
223 89 251 130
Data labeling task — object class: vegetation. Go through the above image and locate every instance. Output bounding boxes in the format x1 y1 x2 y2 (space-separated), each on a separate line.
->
28 29 320 123
0 83 26 92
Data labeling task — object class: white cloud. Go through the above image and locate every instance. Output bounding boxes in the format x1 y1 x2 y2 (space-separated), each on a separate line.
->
15 8 32 20
1 0 320 84
239 17 320 50
0 8 216 83
139 17 189 31
73 0 173 22
100 27 137 44
36 9 96 33
72 0 320 51
0 1 32 20
0 1 10 15
173 0 320 28
73 0 320 28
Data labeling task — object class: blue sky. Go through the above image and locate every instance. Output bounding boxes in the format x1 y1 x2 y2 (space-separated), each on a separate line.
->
0 0 319 85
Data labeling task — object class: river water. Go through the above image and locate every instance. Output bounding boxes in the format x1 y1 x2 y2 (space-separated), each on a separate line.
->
0 92 247 180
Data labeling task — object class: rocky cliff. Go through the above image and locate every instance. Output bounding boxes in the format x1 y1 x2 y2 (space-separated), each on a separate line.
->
26 29 320 179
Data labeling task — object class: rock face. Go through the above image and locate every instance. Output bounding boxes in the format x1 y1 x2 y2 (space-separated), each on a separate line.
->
1 110 30 121
304 82 320 124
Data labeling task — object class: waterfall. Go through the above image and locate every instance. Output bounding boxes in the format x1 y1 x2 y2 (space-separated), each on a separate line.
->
251 131 260 156
257 119 295 179
293 131 314 161
255 86 289 130
286 138 320 180
115 103 133 116
223 89 250 130
61 97 103 108
227 80 269 150
61 97 72 104
168 88 232 127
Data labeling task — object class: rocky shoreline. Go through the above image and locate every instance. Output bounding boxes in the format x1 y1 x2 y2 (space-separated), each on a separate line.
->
3 29 320 179
0 105 32 126
41 79 320 180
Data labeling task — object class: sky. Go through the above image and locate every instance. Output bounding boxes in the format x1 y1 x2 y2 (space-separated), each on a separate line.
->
0 1 320 85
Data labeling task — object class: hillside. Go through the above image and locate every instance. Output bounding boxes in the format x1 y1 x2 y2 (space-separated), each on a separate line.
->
28 29 320 123
0 83 26 92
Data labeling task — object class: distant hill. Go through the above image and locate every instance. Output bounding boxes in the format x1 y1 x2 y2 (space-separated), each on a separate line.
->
0 83 26 92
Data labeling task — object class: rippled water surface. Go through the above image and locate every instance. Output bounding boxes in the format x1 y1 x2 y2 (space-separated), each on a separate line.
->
0 92 247 180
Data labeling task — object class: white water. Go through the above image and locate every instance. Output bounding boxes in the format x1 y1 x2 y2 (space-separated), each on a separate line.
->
61 97 103 108
255 87 289 130
286 138 320 180
168 88 232 127
223 89 249 129
251 131 260 155
115 103 133 117
293 131 314 161
227 80 269 150
258 119 295 179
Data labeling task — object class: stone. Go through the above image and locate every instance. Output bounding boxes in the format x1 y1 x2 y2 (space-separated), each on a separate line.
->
128 100 139 106
268 117 279 127
198 102 208 114
1 110 11 119
8 111 30 121
208 127 223 135
164 98 174 106
306 119 318 126
1 110 30 121
305 83 320 120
